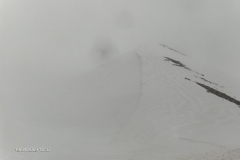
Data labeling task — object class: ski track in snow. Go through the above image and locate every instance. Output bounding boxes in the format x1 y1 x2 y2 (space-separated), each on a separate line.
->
118 47 240 160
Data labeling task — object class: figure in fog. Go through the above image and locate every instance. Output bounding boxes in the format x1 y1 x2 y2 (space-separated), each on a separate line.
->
90 36 119 66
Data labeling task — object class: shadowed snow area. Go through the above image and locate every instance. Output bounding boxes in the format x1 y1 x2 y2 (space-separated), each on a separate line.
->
1 44 240 160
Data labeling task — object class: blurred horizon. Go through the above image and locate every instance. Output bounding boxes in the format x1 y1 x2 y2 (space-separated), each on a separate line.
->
1 0 240 79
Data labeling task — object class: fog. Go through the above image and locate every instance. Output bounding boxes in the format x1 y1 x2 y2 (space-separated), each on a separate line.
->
1 0 240 76
1 1 240 159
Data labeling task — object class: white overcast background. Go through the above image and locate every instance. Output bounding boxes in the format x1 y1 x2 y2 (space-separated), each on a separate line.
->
1 0 240 78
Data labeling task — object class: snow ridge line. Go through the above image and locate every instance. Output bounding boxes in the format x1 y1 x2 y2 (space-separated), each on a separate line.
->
160 44 187 56
136 52 143 102
114 52 144 138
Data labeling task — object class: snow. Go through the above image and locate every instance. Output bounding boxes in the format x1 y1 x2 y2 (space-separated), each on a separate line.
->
1 44 240 160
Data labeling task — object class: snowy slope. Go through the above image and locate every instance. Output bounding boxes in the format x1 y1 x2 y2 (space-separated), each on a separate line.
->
1 44 240 160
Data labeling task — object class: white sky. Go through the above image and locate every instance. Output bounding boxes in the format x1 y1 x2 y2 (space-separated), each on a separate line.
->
1 0 240 79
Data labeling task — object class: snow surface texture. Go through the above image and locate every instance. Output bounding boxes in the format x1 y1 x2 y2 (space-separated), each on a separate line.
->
1 44 240 160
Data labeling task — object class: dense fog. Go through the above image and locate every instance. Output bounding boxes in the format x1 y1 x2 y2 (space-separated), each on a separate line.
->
1 0 240 77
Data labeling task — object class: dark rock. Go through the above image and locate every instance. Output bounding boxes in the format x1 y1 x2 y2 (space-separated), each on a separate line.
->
196 82 240 106
164 57 204 76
